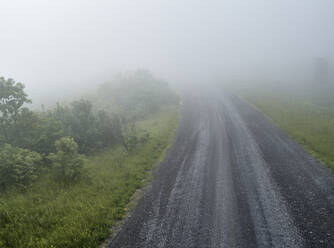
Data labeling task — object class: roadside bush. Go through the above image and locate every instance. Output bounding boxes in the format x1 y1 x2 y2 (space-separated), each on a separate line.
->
122 130 150 151
0 144 42 191
50 100 123 154
7 108 64 154
48 137 84 186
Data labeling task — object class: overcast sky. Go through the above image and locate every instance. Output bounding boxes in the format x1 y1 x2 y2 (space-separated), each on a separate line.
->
1 0 333 101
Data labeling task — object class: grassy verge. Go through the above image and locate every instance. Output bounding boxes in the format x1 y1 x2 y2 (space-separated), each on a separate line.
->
236 83 334 171
0 105 179 248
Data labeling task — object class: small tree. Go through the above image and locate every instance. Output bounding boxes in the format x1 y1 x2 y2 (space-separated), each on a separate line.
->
48 137 84 186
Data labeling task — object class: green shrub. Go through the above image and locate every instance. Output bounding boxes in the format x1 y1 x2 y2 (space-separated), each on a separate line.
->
48 137 84 186
50 100 123 154
0 144 42 190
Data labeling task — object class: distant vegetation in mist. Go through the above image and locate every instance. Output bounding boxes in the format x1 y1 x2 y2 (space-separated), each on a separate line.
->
0 70 179 247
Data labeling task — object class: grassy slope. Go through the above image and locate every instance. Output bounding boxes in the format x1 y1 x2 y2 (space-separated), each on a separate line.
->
0 105 179 248
237 83 334 171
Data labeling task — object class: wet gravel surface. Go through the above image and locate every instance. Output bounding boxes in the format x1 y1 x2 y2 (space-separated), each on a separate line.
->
109 88 334 248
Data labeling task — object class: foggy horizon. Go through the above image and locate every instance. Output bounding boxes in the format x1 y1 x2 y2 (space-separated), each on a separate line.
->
1 0 334 102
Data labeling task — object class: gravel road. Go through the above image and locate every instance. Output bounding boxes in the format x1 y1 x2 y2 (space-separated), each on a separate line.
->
109 88 334 248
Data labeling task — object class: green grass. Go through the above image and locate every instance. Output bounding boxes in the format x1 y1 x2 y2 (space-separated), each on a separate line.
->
237 83 334 171
0 105 179 248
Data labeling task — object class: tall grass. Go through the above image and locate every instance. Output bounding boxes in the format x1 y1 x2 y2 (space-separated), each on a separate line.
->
0 106 179 248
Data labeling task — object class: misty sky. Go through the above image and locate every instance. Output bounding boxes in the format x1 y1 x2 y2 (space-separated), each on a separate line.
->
1 0 334 101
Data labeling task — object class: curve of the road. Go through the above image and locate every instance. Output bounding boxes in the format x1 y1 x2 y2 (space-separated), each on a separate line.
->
109 88 334 248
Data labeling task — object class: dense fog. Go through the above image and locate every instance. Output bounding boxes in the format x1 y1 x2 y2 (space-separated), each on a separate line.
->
1 0 334 104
